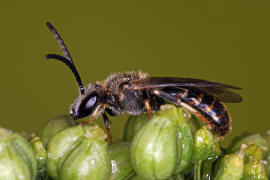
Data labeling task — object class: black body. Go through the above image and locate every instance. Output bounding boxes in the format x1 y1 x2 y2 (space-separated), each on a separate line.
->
45 22 243 140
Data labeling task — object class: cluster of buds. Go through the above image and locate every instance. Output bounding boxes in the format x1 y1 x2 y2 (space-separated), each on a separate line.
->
0 105 269 180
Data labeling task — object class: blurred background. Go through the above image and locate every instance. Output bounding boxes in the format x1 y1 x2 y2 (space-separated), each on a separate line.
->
0 1 269 144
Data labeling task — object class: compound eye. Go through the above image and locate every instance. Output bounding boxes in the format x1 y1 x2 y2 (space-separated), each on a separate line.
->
85 96 97 109
77 94 99 119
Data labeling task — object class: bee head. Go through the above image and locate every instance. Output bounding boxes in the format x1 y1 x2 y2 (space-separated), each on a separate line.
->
70 84 107 120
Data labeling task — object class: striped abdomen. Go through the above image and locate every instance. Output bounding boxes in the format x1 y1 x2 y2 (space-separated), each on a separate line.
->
164 87 231 136
180 88 231 136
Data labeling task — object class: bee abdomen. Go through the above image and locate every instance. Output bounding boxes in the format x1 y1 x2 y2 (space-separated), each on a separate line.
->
180 89 231 136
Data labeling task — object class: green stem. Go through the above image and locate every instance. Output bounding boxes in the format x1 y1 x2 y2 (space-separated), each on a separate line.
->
194 160 202 180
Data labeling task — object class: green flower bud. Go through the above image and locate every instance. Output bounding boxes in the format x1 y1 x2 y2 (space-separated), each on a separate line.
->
29 134 47 170
244 144 264 162
46 123 111 180
123 114 149 141
37 115 75 146
130 105 190 180
0 127 38 180
108 141 135 180
192 126 221 162
129 174 144 180
265 155 270 178
213 145 245 180
130 173 184 180
227 134 269 158
175 122 194 173
187 114 201 134
242 157 267 180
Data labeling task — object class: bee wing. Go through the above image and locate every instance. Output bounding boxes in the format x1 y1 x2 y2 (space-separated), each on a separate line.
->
133 77 242 103
197 87 243 103
133 77 241 89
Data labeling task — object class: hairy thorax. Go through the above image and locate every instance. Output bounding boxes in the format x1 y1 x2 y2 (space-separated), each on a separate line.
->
99 71 149 115
102 71 148 91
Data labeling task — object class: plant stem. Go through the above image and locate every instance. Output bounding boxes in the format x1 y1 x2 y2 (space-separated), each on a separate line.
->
194 160 202 180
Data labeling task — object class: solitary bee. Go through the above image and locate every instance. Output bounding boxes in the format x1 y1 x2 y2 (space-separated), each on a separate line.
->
45 22 242 141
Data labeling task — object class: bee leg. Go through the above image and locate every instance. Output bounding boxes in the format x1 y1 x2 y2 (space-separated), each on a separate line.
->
102 113 112 143
143 91 152 119
152 89 182 105
152 90 217 129
80 116 95 125
80 104 103 125
144 99 152 119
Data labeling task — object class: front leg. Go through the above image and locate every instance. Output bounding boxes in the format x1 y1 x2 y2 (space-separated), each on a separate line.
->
80 103 104 124
102 113 112 143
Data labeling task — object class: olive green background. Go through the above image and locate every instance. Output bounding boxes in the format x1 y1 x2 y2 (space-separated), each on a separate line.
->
0 1 269 144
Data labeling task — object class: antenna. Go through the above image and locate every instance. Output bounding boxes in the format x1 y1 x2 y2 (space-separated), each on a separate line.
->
45 22 85 94
46 22 73 62
45 54 85 94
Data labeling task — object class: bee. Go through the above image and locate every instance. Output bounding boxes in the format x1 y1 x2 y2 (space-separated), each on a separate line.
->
45 22 242 142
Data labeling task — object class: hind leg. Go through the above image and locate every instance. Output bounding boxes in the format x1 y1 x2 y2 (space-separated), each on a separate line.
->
151 89 215 127
151 89 182 105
